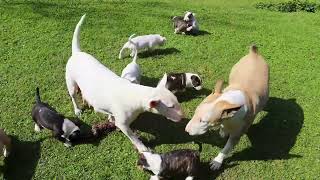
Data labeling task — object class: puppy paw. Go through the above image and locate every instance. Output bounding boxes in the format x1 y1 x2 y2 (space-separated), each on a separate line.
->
3 148 10 157
64 142 72 148
34 124 41 132
219 128 227 138
210 160 222 171
74 108 82 116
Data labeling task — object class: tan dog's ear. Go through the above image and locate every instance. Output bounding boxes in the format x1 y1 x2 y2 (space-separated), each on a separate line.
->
213 80 224 94
220 101 241 119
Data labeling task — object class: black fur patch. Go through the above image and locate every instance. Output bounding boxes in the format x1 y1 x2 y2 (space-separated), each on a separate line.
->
191 75 201 88
165 73 186 92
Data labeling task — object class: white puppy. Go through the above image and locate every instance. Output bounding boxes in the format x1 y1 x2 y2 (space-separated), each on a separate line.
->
66 15 184 152
121 52 141 84
183 11 199 35
119 34 166 59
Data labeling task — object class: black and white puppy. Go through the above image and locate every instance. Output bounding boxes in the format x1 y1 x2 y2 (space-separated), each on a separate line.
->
137 143 202 180
157 73 202 93
31 87 81 147
172 16 189 34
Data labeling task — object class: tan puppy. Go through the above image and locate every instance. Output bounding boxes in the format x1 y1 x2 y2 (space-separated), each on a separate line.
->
185 45 269 170
0 128 11 157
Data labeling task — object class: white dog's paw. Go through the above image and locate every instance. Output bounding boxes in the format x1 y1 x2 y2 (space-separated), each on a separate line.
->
34 124 41 132
150 175 160 180
210 159 222 171
74 108 82 116
3 148 10 157
187 26 193 31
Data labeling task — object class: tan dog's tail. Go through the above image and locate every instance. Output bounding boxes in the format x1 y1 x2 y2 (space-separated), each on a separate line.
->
249 44 258 54
214 79 224 94
72 14 86 55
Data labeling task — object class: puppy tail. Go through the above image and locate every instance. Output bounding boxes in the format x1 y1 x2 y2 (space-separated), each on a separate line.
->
249 44 258 54
128 33 136 41
35 87 41 103
72 14 86 55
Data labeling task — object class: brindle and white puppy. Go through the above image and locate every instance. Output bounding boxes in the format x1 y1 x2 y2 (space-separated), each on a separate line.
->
172 16 189 34
137 143 202 180
158 73 202 93
185 45 269 170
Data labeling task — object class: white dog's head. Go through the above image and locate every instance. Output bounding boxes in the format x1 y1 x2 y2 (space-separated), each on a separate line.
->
184 11 196 21
147 84 184 122
185 80 242 135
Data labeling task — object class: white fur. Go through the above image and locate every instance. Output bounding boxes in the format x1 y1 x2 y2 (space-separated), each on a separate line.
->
183 11 199 33
121 53 141 84
3 147 9 157
185 176 194 180
143 152 162 175
34 124 41 132
119 34 166 59
65 15 183 152
213 152 226 164
61 119 79 141
185 73 202 90
150 175 160 180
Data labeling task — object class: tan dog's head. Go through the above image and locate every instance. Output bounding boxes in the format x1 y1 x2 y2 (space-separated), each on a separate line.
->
185 80 242 135
147 83 184 122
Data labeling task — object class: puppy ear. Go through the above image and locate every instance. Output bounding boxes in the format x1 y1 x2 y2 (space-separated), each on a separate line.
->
220 102 242 119
213 79 224 94
149 100 160 108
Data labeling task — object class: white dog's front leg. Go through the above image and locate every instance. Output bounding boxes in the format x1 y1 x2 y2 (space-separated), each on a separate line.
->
150 175 160 180
210 135 240 170
116 122 148 152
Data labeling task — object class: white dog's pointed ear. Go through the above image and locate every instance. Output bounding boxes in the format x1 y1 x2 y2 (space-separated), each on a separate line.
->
149 100 160 108
157 73 167 88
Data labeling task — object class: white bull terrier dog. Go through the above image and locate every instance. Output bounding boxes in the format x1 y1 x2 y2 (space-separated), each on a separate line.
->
118 34 166 59
65 15 184 152
185 45 269 170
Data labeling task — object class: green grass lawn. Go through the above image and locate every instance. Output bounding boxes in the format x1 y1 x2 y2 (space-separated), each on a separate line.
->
1 0 320 179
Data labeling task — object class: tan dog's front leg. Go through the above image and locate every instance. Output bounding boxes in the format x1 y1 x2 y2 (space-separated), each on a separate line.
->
210 135 240 170
116 122 148 152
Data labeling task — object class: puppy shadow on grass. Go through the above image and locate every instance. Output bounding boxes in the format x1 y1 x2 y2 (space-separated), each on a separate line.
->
193 30 211 36
2 136 43 180
176 87 211 103
138 47 180 58
231 97 304 161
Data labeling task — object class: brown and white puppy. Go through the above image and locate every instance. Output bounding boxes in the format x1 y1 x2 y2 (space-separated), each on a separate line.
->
137 143 202 180
185 45 269 170
0 128 11 157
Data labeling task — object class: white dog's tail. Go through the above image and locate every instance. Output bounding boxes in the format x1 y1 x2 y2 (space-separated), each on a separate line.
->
72 14 86 55
128 34 136 45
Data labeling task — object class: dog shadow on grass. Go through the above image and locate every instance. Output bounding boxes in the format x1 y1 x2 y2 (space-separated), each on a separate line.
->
132 97 304 179
1 136 43 180
138 48 180 58
193 30 211 36
140 75 212 102
231 97 304 161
